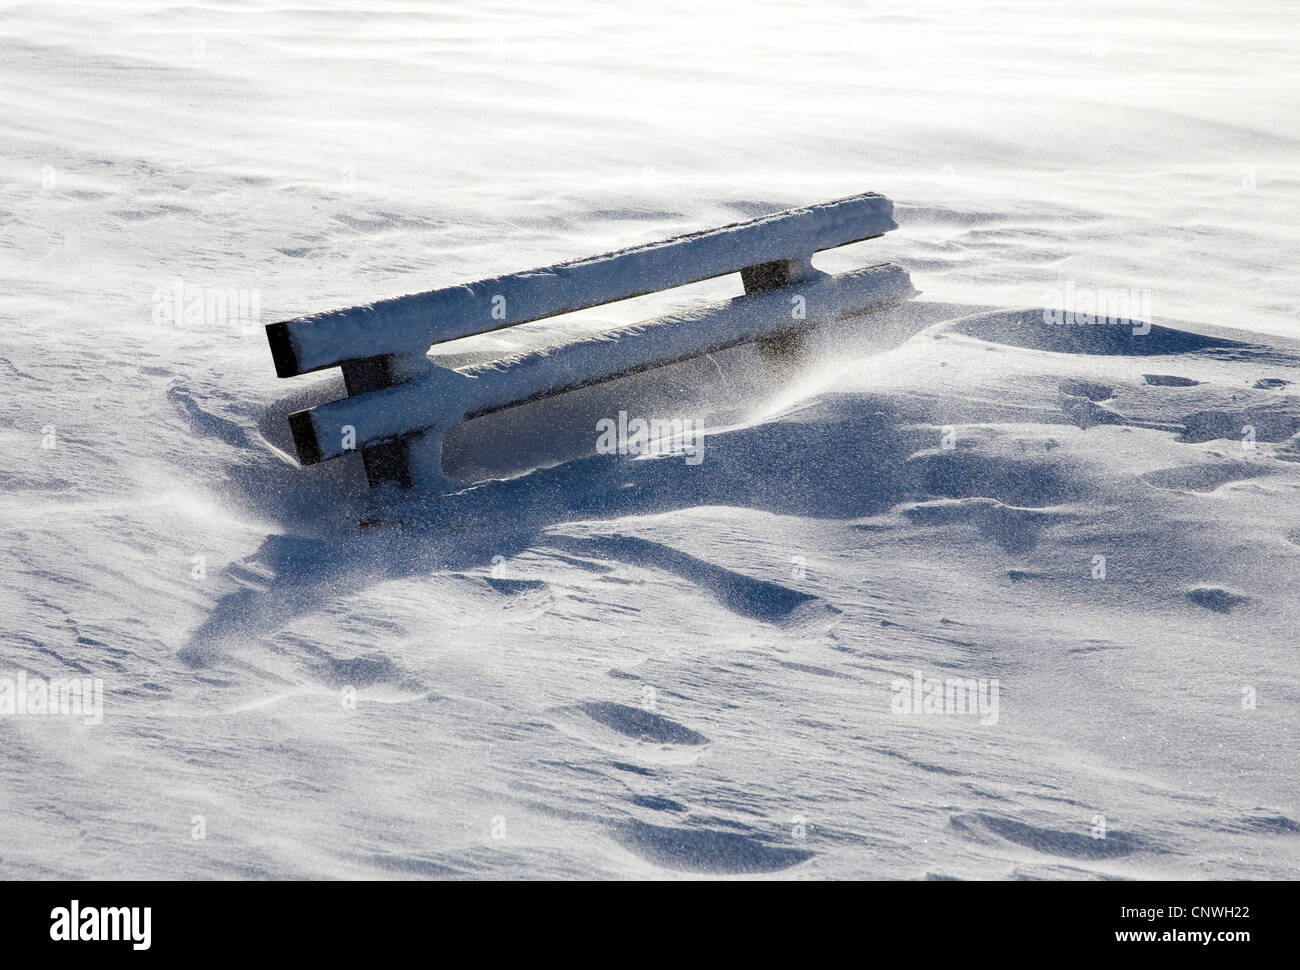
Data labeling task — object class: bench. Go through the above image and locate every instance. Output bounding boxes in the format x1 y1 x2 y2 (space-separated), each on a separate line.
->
265 192 916 492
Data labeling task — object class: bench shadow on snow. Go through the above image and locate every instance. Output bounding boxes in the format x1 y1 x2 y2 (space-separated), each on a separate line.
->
545 533 844 633
179 400 926 665
180 306 1292 667
182 395 1087 666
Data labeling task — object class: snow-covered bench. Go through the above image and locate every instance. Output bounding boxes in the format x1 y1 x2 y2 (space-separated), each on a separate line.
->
265 192 915 491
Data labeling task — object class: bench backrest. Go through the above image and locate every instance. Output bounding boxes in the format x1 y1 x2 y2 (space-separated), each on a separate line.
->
265 193 913 491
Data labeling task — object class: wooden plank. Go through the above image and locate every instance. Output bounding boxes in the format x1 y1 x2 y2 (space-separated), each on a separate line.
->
265 193 896 378
340 357 413 488
287 262 915 466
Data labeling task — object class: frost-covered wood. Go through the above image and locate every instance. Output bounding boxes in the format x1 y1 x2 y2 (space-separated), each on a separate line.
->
265 192 914 491
287 263 915 470
265 192 896 378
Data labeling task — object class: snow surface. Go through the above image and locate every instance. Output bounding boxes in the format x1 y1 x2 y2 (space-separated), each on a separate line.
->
2 0 1299 879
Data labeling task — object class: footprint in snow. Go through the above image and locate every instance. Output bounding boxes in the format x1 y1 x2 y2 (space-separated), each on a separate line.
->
546 702 710 766
611 819 813 874
575 702 709 746
545 534 842 636
1140 462 1269 492
949 812 1159 860
1185 587 1251 614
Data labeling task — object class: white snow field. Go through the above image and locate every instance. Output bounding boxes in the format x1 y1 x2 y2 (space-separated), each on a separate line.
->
2 0 1299 879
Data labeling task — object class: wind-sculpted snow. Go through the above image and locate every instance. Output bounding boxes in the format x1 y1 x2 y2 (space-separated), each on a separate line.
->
948 813 1162 861
4 0 1300 880
8 299 1298 879
611 820 815 874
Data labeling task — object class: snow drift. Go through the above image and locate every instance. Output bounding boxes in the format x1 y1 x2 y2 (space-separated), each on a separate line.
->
2 0 1299 880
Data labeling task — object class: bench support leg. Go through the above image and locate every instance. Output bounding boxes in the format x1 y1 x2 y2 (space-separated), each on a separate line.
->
341 354 435 489
740 256 818 294
741 257 820 364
